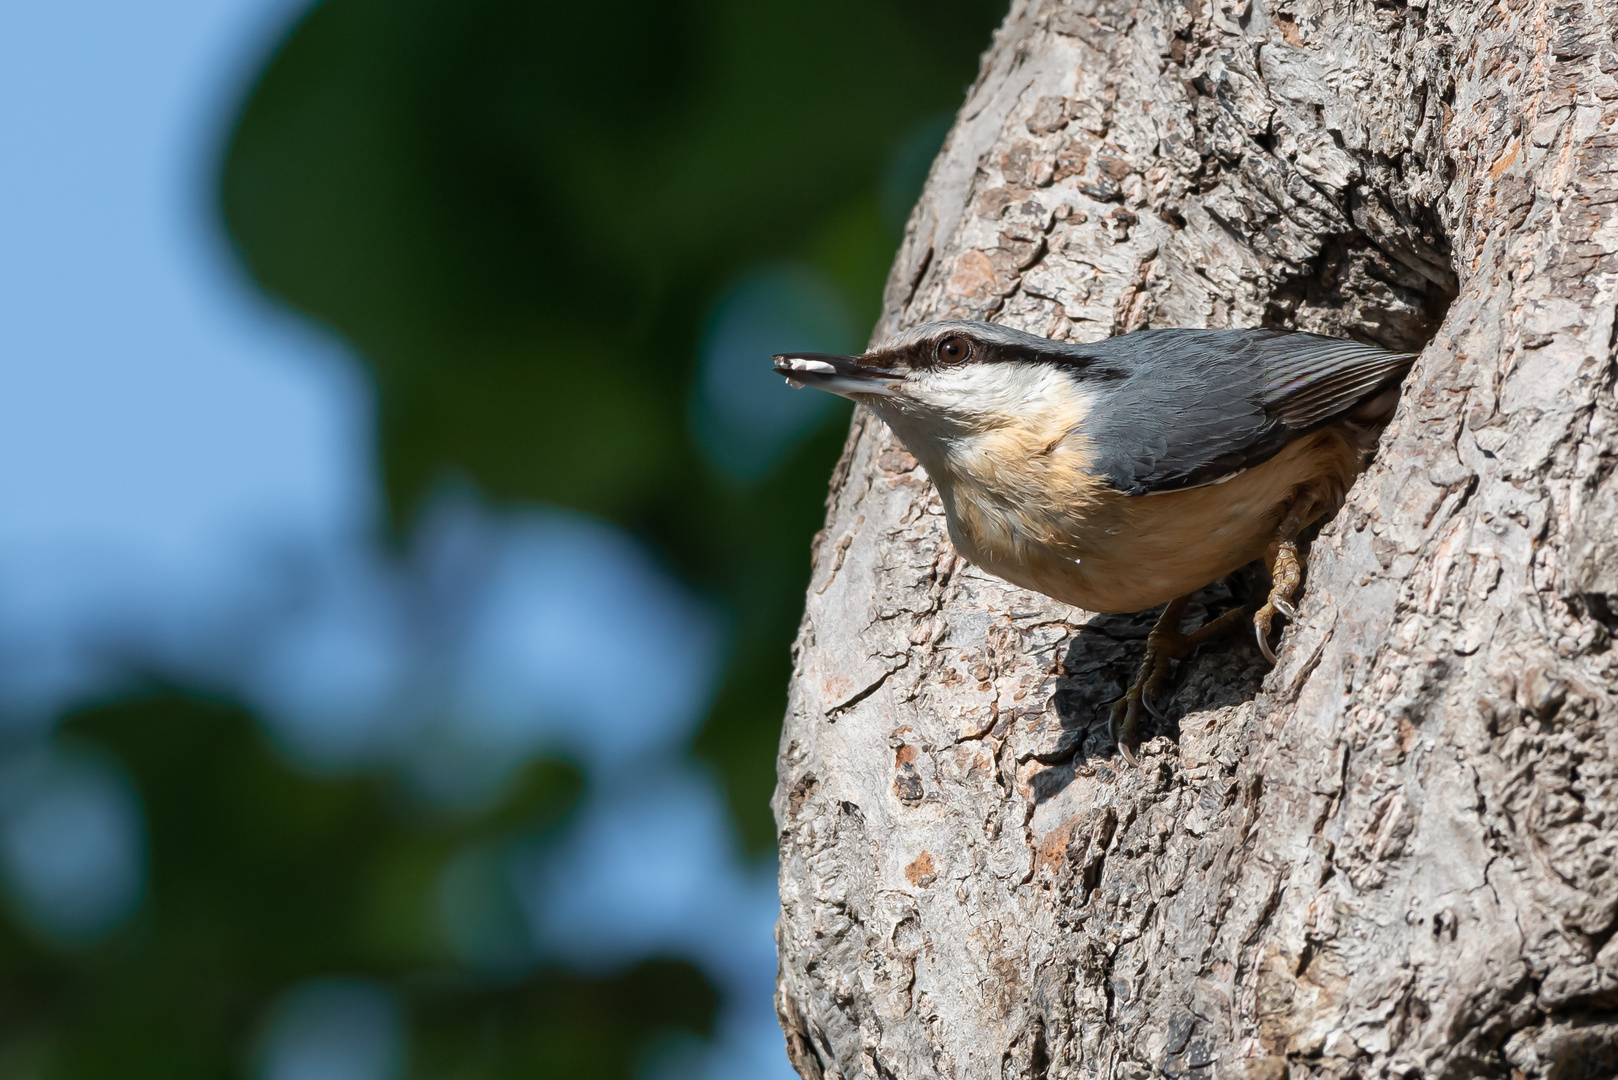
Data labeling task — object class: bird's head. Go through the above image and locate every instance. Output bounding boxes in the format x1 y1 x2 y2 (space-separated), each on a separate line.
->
771 320 1090 437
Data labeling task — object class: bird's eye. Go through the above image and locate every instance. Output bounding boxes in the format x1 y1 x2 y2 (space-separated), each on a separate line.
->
937 336 970 364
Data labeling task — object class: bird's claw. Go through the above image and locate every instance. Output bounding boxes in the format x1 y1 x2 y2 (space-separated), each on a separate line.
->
1254 620 1278 664
1112 597 1256 764
1111 597 1200 764
1253 537 1303 665
1112 640 1170 764
1109 694 1142 766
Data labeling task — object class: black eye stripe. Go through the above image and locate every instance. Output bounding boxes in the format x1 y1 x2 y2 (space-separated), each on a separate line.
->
893 336 1114 373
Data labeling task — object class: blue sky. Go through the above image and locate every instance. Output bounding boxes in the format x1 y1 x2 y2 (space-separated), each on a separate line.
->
0 0 367 718
0 3 795 1077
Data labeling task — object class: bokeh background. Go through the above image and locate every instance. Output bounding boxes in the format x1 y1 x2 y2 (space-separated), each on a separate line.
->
0 1 1005 1078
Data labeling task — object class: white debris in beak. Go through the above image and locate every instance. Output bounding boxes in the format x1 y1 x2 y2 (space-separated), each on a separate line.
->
782 357 841 390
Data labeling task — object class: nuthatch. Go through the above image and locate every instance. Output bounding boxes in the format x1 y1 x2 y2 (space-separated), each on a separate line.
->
774 321 1413 762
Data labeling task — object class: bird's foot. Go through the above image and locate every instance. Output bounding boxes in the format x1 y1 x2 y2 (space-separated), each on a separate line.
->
1110 598 1247 764
1254 538 1303 663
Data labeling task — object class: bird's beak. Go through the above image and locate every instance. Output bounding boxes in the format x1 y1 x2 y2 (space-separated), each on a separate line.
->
771 352 905 399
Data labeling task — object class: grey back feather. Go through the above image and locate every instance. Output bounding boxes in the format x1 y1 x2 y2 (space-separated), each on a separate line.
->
888 322 1416 495
1075 329 1414 494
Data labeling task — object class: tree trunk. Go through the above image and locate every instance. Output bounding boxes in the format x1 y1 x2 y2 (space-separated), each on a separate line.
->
772 0 1618 1075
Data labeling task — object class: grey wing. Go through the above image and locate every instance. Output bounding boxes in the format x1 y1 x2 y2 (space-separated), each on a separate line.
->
1077 329 1415 495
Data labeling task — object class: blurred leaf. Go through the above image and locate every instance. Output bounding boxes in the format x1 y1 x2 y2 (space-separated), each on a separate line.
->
0 692 709 1080
411 958 716 1080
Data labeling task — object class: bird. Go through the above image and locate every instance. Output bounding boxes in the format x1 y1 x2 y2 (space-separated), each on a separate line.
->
773 320 1414 763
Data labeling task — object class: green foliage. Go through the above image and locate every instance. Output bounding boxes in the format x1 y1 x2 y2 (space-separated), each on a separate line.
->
0 693 715 1080
220 0 1004 850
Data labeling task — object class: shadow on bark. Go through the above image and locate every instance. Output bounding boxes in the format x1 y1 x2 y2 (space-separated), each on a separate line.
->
1034 572 1268 790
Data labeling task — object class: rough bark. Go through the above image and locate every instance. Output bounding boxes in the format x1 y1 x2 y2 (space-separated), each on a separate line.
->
773 0 1618 1076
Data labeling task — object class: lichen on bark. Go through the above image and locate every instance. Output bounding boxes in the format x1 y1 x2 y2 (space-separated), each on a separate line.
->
773 0 1618 1076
